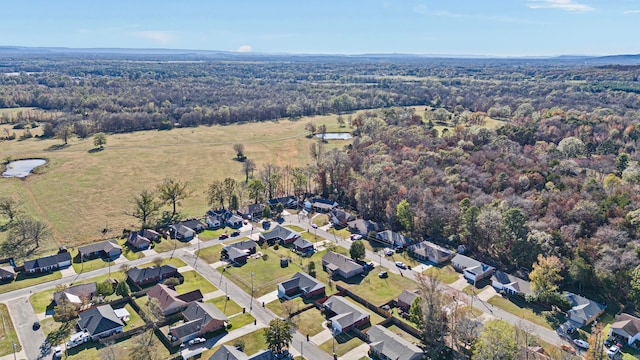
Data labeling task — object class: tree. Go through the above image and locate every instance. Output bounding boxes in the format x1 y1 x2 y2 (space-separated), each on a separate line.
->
53 297 79 323
264 319 292 354
152 256 163 267
93 132 107 149
307 261 316 277
275 203 284 218
585 322 606 360
233 143 245 161
0 196 20 223
157 178 189 218
415 273 450 358
248 178 266 204
630 265 640 308
304 122 316 136
223 177 238 208
96 280 114 296
318 124 327 142
229 194 239 211
56 124 74 145
472 320 518 360
128 189 162 227
115 280 129 297
616 153 629 176
409 297 424 328
129 330 162 360
9 215 50 249
207 180 225 209
558 136 586 158
569 255 593 294
349 240 365 261
243 158 256 183
262 204 272 219
145 297 165 325
337 115 345 128
396 199 414 232
529 254 564 299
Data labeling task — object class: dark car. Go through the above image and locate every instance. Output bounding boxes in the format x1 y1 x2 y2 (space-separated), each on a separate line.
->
32 321 40 330
230 231 240 237
219 234 229 240
262 221 271 230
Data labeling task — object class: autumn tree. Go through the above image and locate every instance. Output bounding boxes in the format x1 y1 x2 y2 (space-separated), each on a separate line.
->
93 132 107 149
304 122 316 136
53 298 78 323
473 320 518 360
415 273 449 358
530 254 564 300
396 199 414 232
349 240 365 261
207 180 225 209
264 319 292 355
157 178 190 218
128 189 162 227
129 330 162 360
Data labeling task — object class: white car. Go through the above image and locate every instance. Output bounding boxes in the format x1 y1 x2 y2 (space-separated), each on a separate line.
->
395 261 406 269
607 345 620 358
573 339 589 349
311 224 318 229
385 249 394 256
53 346 62 359
188 337 206 346
350 234 363 240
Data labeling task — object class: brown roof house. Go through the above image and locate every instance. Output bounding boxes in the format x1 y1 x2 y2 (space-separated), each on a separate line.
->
147 283 204 316
323 296 370 334
609 313 640 346
54 283 97 305
322 251 363 279
397 289 420 313
329 209 356 227
169 302 228 344
408 241 454 264
126 232 151 251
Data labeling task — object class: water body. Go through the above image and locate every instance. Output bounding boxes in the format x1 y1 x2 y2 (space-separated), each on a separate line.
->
315 132 353 140
2 159 47 178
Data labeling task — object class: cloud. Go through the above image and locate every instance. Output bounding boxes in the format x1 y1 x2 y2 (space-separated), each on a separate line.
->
624 9 640 14
132 31 178 45
432 10 544 25
235 45 252 52
528 0 595 12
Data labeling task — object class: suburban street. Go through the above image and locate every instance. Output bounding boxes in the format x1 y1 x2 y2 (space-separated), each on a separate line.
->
0 212 567 360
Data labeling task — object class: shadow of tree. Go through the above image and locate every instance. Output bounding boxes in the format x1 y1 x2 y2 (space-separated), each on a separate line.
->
87 147 104 154
46 321 74 346
44 144 67 152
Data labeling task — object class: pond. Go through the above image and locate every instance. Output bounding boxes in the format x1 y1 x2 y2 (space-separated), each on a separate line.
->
315 132 353 140
2 159 47 178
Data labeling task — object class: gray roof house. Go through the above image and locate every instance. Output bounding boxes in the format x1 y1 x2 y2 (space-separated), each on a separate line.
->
323 296 370 334
375 230 413 249
126 232 151 251
347 219 384 236
397 289 420 312
172 225 196 241
278 272 325 299
208 345 276 360
53 283 97 305
258 225 300 245
0 266 15 281
238 203 266 220
408 241 454 264
23 252 72 273
78 240 122 260
451 254 495 283
329 209 356 227
367 325 423 360
222 240 257 264
610 313 640 346
322 251 363 279
293 237 314 253
170 302 228 343
77 305 124 340
565 292 606 327
491 271 532 297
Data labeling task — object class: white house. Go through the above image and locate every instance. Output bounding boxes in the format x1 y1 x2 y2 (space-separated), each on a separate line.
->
610 313 640 346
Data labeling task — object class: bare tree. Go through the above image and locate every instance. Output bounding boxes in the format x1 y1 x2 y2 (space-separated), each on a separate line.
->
243 158 256 183
128 190 162 227
0 196 21 223
415 273 450 358
129 330 162 360
10 215 50 249
157 178 190 218
233 143 245 161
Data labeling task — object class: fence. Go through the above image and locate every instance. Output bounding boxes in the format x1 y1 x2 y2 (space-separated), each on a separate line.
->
335 285 392 320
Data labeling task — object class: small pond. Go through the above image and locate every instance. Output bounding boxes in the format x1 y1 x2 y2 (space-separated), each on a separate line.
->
315 132 353 140
2 159 47 178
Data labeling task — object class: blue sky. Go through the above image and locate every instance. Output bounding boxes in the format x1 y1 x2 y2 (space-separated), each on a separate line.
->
1 0 639 56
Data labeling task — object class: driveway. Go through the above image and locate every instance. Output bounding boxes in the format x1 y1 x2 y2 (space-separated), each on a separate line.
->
7 297 48 360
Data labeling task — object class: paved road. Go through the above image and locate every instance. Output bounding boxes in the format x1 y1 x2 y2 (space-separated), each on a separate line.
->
8 297 47 360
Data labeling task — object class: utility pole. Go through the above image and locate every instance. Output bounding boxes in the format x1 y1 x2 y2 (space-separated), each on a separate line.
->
250 271 254 313
12 343 16 360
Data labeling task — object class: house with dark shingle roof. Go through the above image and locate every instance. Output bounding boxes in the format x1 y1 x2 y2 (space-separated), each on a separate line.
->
268 196 298 209
408 241 454 264
126 265 178 289
367 325 423 360
180 219 205 232
293 237 314 253
23 251 72 273
53 283 97 305
278 272 325 300
226 215 244 228
222 240 257 264
310 198 339 213
322 251 363 279
610 313 640 346
208 345 276 360
238 203 266 220
491 271 532 297
0 266 15 282
77 305 124 340
258 225 300 245
397 289 420 313
169 302 228 344
329 209 356 227
375 230 413 249
127 232 151 251
147 283 203 316
347 219 384 236
171 224 196 241
451 254 495 283
323 296 370 334
78 240 122 260
565 292 605 327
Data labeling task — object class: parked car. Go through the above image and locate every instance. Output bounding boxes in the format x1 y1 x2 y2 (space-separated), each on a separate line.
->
53 346 62 359
219 233 229 240
573 339 589 349
378 271 388 278
350 234 363 240
395 261 406 269
566 326 576 335
366 262 375 270
262 221 271 230
188 337 206 346
385 249 394 256
32 321 40 330
230 231 240 237
311 224 318 229
244 220 248 225
561 344 576 354
607 345 620 359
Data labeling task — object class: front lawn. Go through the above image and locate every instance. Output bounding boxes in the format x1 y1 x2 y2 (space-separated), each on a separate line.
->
65 330 171 360
0 271 62 294
198 228 229 241
30 287 57 314
298 230 325 243
337 271 417 307
201 329 267 359
70 249 112 273
0 304 21 356
153 237 191 253
138 257 186 268
195 244 223 264
423 264 460 284
329 227 351 240
117 238 145 260
72 270 126 286
207 295 242 316
266 297 308 318
229 313 255 329
173 270 217 294
292 308 327 336
312 214 330 227
286 225 306 233
41 317 75 346
487 295 553 330
319 331 365 357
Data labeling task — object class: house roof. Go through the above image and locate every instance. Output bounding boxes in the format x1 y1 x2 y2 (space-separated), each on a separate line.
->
180 219 204 230
53 283 97 304
451 254 495 274
208 346 276 360
176 225 195 237
611 313 640 338
491 270 532 295
225 240 257 252
259 225 299 241
330 209 355 223
279 272 325 294
397 290 419 307
408 241 453 261
347 219 384 235
24 252 72 271
127 233 151 248
127 265 178 284
0 266 15 278
228 215 244 223
293 237 313 249
147 284 187 313
367 325 423 360
239 203 266 215
142 229 160 239
322 251 362 275
268 196 297 207
227 247 249 261
323 296 369 329
565 292 606 324
78 240 122 255
376 230 412 247
77 305 124 336
172 302 228 339
312 198 338 207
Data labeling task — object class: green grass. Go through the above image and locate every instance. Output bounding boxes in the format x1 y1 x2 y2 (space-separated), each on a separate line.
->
70 249 112 273
120 303 144 329
319 331 365 357
118 238 145 260
312 214 330 227
343 297 386 325
266 297 307 318
65 330 171 360
201 329 267 359
29 287 57 314
195 244 223 264
423 264 460 284
299 230 325 243
0 303 21 356
198 228 229 240
384 324 422 344
329 227 351 240
153 237 191 253
487 295 554 330
41 317 75 346
292 308 327 336
229 313 256 329
206 295 242 316
173 270 217 294
286 225 306 232
0 271 62 294
72 270 126 286
336 271 417 307
138 257 186 268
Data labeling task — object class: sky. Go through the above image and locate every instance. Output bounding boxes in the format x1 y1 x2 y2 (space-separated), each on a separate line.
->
1 0 639 56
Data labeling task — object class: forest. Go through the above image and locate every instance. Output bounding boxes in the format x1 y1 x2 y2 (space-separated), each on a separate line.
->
2 53 640 311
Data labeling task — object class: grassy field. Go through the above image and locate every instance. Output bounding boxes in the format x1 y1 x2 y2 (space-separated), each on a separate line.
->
152 237 191 253
65 330 172 360
201 329 267 359
70 249 112 273
319 331 365 357
336 271 417 307
117 238 145 260
292 307 327 336
195 244 223 263
0 303 21 356
206 295 242 316
29 287 57 314
0 271 62 294
229 313 255 329
173 270 217 294
423 264 461 284
487 295 553 330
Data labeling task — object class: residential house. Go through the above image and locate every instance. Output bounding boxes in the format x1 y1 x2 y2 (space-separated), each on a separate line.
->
205 215 223 229
126 232 151 251
347 219 384 237
609 313 640 346
126 265 179 288
209 345 277 360
0 266 15 282
77 240 122 260
268 196 298 209
180 219 206 232
76 305 124 340
258 225 300 245
310 198 339 213
375 230 413 249
491 271 532 297
322 296 370 334
293 238 314 253
147 283 204 316
226 215 244 228
565 292 606 327
142 229 161 242
222 240 257 264
367 325 423 360
171 225 196 241
277 272 325 300
451 254 495 283
23 251 72 273
397 290 420 313
238 203 266 220
54 283 97 305
408 241 454 264
169 302 228 344
329 209 356 227
322 251 363 279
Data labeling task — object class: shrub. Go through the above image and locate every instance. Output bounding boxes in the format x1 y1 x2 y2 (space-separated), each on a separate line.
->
163 277 181 287
232 339 245 351
274 244 279 250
